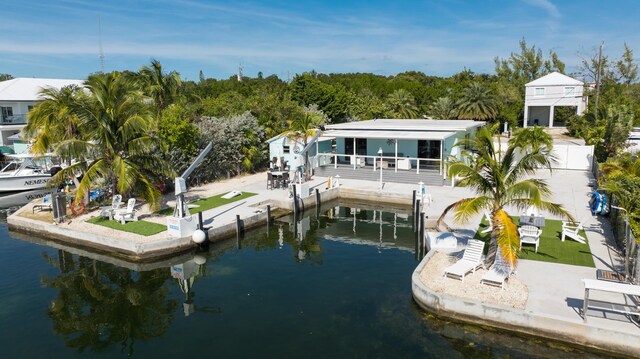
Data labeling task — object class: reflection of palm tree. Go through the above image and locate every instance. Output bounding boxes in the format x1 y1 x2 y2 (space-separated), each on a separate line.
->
42 251 177 356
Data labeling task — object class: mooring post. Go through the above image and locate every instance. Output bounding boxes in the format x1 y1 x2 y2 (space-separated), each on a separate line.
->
414 199 421 232
412 190 416 213
419 211 425 253
315 188 321 210
198 211 203 230
292 185 298 216
266 205 271 224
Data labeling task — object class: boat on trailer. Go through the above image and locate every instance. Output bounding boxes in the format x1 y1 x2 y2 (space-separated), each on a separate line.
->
0 154 61 192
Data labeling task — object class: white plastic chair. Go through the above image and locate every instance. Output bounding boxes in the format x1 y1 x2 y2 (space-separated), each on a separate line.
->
443 239 485 281
100 194 123 219
518 225 542 252
113 198 138 224
562 220 587 244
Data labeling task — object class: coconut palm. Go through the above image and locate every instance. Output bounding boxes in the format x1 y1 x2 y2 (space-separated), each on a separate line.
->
23 85 85 158
509 126 554 153
387 89 419 119
287 104 328 181
51 72 173 207
456 83 498 121
138 59 182 111
429 96 457 120
437 125 572 266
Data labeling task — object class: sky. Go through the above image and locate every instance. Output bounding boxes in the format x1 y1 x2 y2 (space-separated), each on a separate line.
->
1 0 639 81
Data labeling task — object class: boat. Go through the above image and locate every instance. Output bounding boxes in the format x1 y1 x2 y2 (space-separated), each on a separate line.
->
0 154 61 192
0 188 53 209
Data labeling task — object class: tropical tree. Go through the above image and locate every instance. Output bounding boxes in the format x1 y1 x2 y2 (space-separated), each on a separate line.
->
387 89 419 118
429 96 457 120
455 83 498 121
508 126 554 153
287 104 329 180
49 72 173 207
0 73 13 81
23 85 85 158
137 59 182 111
437 126 572 266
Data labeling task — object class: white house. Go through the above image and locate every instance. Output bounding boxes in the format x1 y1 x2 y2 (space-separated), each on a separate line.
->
523 72 587 128
0 77 84 153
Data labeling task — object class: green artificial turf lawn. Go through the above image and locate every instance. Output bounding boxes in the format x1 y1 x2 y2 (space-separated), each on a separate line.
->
87 216 167 236
158 191 257 215
474 216 595 268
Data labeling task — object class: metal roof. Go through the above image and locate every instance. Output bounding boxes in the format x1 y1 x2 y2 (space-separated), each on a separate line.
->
525 72 584 87
323 129 455 141
325 119 483 132
0 78 85 102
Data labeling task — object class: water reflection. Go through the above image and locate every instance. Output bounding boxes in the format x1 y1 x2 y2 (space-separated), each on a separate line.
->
41 250 177 356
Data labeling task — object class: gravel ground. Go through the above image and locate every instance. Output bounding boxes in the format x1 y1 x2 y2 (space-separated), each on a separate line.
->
419 251 529 309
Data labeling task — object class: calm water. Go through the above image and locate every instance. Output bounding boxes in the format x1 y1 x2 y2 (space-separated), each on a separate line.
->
0 201 612 358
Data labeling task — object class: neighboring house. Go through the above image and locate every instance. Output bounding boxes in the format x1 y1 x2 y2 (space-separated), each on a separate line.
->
523 72 587 128
0 77 85 153
266 119 484 185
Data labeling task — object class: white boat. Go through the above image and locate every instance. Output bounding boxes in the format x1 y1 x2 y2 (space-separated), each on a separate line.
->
0 188 53 209
0 154 61 192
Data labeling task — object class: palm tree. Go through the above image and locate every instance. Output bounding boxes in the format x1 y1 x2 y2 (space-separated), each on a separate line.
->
387 89 419 119
23 85 85 157
138 59 182 111
287 104 328 181
437 126 572 266
509 126 554 153
455 83 498 121
51 72 173 207
429 96 457 120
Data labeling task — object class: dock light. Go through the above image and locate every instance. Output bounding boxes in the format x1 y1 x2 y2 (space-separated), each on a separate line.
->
192 229 206 244
378 147 383 190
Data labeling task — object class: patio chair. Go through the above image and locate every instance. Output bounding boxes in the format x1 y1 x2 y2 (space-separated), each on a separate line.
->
561 220 587 244
518 225 542 252
267 172 274 190
481 249 513 289
33 194 53 213
100 194 123 220
113 198 138 224
443 239 485 281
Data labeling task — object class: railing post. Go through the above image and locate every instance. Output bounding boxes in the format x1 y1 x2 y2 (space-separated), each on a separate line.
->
334 153 337 168
417 159 420 174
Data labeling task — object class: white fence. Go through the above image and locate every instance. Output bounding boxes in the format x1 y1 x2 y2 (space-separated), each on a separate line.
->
551 145 594 171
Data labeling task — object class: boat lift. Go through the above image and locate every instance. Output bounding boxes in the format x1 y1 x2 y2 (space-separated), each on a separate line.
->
166 143 213 238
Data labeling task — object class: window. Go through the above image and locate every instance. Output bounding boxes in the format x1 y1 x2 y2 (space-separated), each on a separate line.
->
282 144 290 154
534 88 545 96
564 87 575 95
1 106 13 118
28 105 34 112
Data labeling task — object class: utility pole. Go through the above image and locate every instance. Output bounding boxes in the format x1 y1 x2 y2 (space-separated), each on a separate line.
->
594 41 604 120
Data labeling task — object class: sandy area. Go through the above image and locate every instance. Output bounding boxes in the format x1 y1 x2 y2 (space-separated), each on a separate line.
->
419 251 528 309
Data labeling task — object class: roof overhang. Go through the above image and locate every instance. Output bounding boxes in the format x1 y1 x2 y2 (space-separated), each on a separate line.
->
322 129 454 141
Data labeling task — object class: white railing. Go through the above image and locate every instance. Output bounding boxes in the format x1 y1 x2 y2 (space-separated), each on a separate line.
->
315 152 444 177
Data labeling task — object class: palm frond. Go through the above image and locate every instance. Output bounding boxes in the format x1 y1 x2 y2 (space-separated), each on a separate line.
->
494 209 519 266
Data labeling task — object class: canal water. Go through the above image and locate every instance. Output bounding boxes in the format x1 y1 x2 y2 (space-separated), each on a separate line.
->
0 199 611 358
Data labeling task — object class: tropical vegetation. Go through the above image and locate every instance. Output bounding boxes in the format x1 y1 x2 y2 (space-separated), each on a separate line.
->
437 126 571 266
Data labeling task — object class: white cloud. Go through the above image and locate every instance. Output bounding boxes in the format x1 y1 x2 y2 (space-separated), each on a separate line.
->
523 0 560 18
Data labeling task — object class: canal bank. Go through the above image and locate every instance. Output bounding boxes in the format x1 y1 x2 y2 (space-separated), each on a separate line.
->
412 249 640 357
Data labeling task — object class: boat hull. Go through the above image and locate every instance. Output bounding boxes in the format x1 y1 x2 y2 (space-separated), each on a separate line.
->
0 189 53 208
0 174 52 192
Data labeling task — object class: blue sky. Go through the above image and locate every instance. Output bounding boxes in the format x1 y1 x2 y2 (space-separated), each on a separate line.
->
1 0 638 81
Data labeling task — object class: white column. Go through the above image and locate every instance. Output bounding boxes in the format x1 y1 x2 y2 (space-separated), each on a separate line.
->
440 140 444 176
523 104 529 128
353 138 356 170
394 139 398 173
549 105 555 128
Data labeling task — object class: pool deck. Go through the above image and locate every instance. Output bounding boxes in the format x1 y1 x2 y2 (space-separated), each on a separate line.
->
6 168 640 355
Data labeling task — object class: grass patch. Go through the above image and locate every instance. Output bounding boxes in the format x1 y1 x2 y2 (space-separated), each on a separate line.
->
475 216 595 268
87 216 166 236
158 191 257 215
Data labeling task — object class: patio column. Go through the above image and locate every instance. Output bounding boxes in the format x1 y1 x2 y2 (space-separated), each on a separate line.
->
315 140 318 168
394 139 398 173
440 140 444 176
353 138 356 170
549 105 555 128
523 105 529 128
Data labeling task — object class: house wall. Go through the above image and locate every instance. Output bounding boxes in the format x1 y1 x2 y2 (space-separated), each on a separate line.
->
524 85 584 107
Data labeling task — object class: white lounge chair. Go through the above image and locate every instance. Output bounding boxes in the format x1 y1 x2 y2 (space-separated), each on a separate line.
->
561 220 586 244
518 225 542 252
100 194 123 220
443 239 485 281
113 198 138 224
481 249 513 289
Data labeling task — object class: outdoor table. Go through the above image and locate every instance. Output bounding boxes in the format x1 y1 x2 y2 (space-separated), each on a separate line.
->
520 215 545 227
582 278 640 323
271 171 284 189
